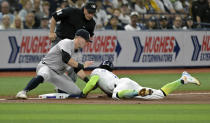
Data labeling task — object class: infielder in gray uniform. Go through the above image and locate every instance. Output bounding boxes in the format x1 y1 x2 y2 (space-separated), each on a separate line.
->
16 29 93 99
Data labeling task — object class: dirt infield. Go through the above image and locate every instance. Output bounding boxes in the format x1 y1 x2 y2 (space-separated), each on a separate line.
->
1 91 210 104
0 68 210 104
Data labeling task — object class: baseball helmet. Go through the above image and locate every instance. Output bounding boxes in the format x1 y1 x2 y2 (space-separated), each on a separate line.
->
99 60 113 71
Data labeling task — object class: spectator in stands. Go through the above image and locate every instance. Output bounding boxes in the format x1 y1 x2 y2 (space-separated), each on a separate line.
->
134 0 147 14
0 1 14 24
119 4 130 26
23 12 37 29
0 14 12 30
75 0 85 9
145 16 158 30
39 15 49 29
124 11 142 31
144 0 162 14
94 0 108 30
67 0 76 8
42 1 50 18
112 8 123 25
33 0 43 20
173 0 190 14
44 0 57 17
33 0 44 29
183 16 197 30
202 0 210 28
112 0 128 8
11 15 23 29
18 0 32 21
158 15 172 29
103 0 114 16
6 0 19 15
172 15 184 29
60 0 69 9
191 0 208 27
156 0 176 14
105 15 124 30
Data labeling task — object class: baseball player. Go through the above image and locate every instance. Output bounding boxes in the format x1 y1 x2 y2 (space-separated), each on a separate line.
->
82 60 201 99
16 29 93 99
49 1 97 90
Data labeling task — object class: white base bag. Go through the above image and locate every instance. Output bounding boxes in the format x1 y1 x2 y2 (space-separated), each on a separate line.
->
39 93 70 99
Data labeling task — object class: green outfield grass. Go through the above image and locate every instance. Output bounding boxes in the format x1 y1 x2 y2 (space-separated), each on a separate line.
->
0 72 209 96
0 104 210 123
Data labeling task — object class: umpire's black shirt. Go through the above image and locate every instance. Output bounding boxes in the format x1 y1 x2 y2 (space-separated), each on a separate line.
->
52 7 96 40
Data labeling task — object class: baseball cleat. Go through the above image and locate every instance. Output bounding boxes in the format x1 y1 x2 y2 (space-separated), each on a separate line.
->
16 90 27 99
139 88 153 97
181 71 201 86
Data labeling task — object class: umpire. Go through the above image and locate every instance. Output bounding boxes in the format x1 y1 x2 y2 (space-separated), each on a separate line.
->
49 1 97 47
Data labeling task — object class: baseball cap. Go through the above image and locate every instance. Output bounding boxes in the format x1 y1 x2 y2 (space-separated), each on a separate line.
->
84 1 97 14
160 15 167 21
75 29 92 42
130 11 138 17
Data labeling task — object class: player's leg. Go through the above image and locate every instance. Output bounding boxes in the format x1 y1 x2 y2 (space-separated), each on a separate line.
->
135 89 165 99
161 71 200 96
16 63 52 99
112 78 153 99
135 72 200 99
55 68 78 93
49 73 81 97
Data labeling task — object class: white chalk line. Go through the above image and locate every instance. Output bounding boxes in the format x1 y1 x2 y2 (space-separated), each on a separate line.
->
0 92 210 101
170 92 210 96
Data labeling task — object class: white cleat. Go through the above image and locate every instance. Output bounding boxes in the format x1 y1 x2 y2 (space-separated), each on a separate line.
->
181 71 201 86
16 90 27 99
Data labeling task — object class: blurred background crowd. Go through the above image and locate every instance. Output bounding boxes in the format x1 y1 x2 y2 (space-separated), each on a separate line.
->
0 0 210 30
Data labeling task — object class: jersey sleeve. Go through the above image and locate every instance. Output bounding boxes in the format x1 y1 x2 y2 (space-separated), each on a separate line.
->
52 7 73 21
57 39 72 56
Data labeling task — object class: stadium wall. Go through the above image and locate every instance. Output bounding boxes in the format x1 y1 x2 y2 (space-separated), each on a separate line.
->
0 30 209 70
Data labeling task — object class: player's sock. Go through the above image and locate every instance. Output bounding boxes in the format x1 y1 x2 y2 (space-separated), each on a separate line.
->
82 75 99 95
24 75 44 92
160 79 183 96
117 89 138 98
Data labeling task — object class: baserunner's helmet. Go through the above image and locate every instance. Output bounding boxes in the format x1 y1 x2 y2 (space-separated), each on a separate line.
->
99 60 113 71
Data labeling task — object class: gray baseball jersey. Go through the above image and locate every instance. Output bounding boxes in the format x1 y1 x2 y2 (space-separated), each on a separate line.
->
42 39 76 74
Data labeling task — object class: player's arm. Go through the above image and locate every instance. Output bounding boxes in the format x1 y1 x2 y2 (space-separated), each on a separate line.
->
82 75 99 96
61 49 93 68
49 16 57 41
61 49 93 82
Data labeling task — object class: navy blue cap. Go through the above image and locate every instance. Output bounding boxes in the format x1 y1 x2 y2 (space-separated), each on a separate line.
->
84 1 97 14
75 29 92 42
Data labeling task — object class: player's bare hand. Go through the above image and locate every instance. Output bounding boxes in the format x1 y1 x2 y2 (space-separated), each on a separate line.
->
84 61 94 68
49 32 57 41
